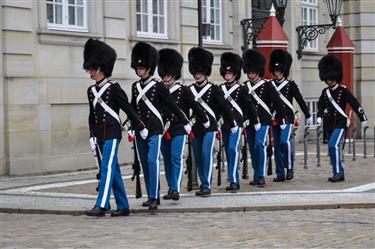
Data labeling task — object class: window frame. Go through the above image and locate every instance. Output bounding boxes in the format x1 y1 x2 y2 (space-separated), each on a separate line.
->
46 0 88 32
301 0 319 51
202 0 223 44
136 0 168 39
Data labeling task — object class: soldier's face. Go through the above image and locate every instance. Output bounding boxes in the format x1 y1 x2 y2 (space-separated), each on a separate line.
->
224 72 235 82
326 80 337 87
136 67 149 78
194 73 205 82
247 72 258 81
273 70 284 80
163 74 174 85
87 68 103 81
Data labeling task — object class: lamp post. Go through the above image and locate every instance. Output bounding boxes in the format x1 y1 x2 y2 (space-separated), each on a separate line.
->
241 0 288 50
296 0 343 59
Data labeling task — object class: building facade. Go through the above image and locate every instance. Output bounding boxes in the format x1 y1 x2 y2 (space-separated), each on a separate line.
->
0 0 373 175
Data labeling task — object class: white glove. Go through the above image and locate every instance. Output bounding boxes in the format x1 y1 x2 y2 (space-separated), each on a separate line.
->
140 128 148 140
254 123 261 131
231 125 239 134
361 120 368 128
203 119 210 128
316 117 322 126
184 123 192 134
89 137 97 151
306 117 313 126
280 124 287 130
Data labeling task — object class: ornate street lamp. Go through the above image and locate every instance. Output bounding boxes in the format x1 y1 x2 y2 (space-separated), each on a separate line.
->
240 0 288 51
296 0 343 59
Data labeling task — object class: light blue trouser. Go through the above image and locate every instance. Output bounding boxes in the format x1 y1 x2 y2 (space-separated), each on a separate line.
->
273 124 293 177
327 128 345 175
136 135 162 199
161 134 187 192
96 139 129 209
247 125 269 181
192 131 216 190
222 128 242 184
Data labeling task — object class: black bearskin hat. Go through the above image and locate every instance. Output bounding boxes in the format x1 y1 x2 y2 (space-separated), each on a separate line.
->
188 47 213 76
158 49 183 80
242 49 265 77
83 38 117 77
318 54 343 83
131 42 159 75
220 52 243 80
269 49 292 77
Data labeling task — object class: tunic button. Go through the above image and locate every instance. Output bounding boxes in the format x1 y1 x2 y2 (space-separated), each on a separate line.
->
103 118 106 121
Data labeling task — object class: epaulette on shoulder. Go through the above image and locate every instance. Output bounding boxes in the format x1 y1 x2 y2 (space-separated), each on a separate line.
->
153 78 162 83
340 84 347 88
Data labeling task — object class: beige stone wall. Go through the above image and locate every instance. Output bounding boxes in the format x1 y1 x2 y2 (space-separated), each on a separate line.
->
0 1 5 174
343 0 375 138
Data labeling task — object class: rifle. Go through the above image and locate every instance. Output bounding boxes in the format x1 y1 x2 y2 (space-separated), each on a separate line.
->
184 117 196 191
267 132 273 176
131 139 142 199
241 130 248 179
266 144 273 176
185 138 193 191
94 144 102 192
216 130 222 186
303 126 310 169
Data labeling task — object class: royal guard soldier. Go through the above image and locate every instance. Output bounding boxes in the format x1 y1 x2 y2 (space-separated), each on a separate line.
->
269 49 312 181
84 39 148 217
188 47 237 197
242 49 285 187
158 48 210 201
317 55 367 182
219 52 260 192
130 42 191 210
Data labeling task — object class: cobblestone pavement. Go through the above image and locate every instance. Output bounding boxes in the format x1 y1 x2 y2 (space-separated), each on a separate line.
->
1 209 374 248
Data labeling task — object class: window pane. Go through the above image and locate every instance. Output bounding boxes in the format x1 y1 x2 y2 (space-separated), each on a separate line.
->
159 0 164 15
142 0 147 13
136 0 141 12
56 0 62 3
69 0 75 4
69 6 75 25
215 8 219 24
210 24 215 39
77 6 83 26
215 25 220 40
47 3 54 23
153 0 157 14
202 6 207 23
153 16 158 33
159 17 164 33
77 0 83 5
136 14 142 31
210 8 214 23
142 15 148 32
55 4 63 24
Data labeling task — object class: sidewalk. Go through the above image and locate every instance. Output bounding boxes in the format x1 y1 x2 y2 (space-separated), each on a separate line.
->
1 144 374 215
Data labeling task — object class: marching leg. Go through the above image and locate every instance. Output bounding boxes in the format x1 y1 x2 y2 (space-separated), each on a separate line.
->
192 135 204 191
247 127 258 185
255 125 269 187
198 131 216 196
170 135 186 200
280 124 294 180
272 126 285 181
146 135 162 210
161 139 172 200
328 128 345 182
